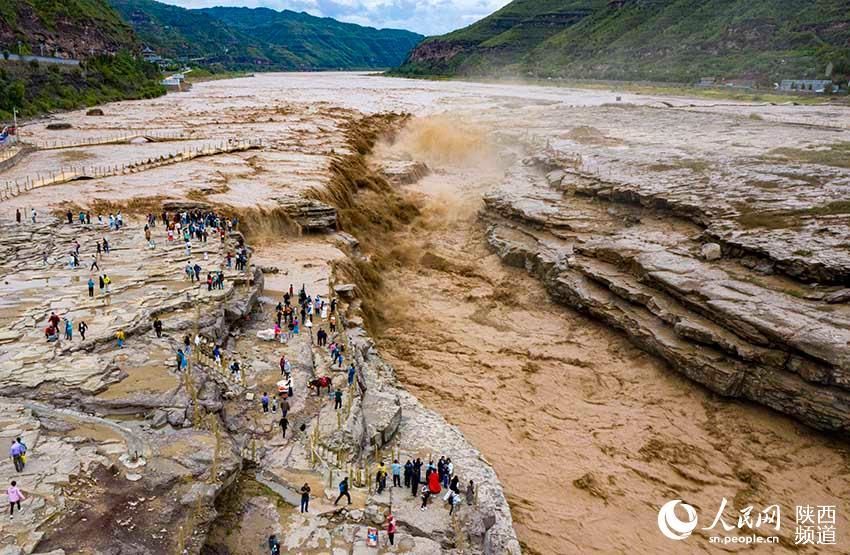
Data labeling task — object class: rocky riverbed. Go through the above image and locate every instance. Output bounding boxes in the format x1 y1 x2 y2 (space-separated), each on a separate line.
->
0 73 522 555
1 73 850 554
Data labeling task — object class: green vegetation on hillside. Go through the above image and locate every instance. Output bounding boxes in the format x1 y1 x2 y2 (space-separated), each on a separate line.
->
0 52 164 120
394 0 850 86
1 0 135 55
110 0 424 70
0 1 164 121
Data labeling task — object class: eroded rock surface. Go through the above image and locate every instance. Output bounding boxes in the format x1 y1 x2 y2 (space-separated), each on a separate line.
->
482 155 850 432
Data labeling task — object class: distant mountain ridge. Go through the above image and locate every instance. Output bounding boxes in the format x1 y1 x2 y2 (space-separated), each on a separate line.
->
395 0 850 85
110 0 424 70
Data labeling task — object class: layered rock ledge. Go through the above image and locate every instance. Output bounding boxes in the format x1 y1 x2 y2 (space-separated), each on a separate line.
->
482 155 850 433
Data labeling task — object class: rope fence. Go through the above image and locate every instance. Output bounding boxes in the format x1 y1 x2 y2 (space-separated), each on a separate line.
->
0 138 262 201
31 131 192 151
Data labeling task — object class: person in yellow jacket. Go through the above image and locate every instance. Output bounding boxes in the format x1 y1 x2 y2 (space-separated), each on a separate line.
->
116 329 125 348
103 274 112 294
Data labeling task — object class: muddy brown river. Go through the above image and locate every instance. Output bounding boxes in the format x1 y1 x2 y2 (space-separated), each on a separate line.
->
10 73 850 554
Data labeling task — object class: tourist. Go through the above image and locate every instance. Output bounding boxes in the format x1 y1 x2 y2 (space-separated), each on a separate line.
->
278 415 288 439
392 460 402 488
64 318 73 341
87 277 95 297
212 344 221 366
153 318 163 338
466 480 475 505
7 480 24 519
446 458 454 489
268 534 280 555
450 475 460 495
329 315 336 333
230 361 240 379
386 514 397 546
15 439 26 466
411 458 422 497
115 329 125 348
176 349 186 371
376 461 387 494
48 311 60 331
334 388 343 410
98 274 105 293
317 328 327 347
44 324 58 342
102 237 110 254
348 364 356 386
300 483 310 513
103 274 111 294
261 392 269 413
404 459 413 487
90 255 98 272
274 322 281 342
448 490 459 515
31 209 36 224
420 485 430 510
78 321 88 341
9 441 24 473
279 355 288 376
334 477 351 505
428 467 441 499
15 209 20 224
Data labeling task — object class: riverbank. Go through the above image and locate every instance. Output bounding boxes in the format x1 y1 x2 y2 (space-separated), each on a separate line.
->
383 72 847 106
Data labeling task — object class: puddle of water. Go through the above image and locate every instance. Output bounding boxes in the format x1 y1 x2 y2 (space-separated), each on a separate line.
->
67 422 123 443
97 346 179 400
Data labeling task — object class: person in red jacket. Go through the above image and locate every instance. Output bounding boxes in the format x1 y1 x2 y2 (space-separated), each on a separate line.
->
428 468 441 494
386 514 397 546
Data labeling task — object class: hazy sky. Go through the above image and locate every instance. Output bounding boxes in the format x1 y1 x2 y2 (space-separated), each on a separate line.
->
158 0 511 35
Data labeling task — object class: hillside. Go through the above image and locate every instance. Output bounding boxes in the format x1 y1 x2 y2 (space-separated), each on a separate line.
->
0 0 134 59
0 1 164 120
110 0 424 70
395 0 850 85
